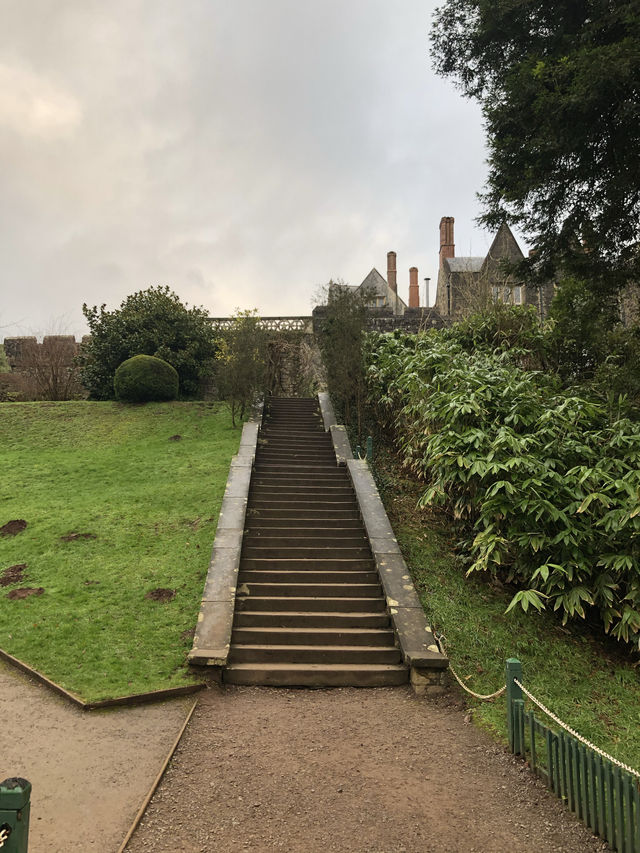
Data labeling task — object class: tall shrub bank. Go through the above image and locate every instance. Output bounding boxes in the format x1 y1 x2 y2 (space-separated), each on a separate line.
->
365 331 640 647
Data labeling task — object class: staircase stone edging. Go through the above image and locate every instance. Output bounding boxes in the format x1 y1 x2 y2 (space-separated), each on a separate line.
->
318 391 336 429
318 392 353 465
316 392 448 691
188 403 263 670
346 459 449 691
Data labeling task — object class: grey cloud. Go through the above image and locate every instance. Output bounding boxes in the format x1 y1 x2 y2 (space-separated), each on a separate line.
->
0 0 519 337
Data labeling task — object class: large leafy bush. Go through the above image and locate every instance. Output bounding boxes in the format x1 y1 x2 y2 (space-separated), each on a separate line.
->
366 330 640 646
79 286 217 399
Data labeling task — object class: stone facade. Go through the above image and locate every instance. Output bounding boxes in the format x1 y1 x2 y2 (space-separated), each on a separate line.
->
435 219 555 321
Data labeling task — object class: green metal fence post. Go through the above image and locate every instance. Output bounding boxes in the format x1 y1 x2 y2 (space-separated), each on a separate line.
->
0 778 31 853
366 436 373 463
506 658 523 754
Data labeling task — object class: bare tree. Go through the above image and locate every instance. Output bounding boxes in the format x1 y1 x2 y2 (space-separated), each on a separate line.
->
16 336 84 400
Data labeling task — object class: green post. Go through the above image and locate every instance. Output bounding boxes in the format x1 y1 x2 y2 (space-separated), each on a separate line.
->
0 778 31 853
366 436 373 463
506 658 523 754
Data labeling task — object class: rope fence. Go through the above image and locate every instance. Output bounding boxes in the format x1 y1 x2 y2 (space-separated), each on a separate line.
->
514 677 640 782
434 633 505 700
434 635 640 851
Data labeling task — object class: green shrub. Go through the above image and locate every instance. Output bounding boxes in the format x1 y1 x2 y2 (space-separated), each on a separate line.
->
79 286 217 399
365 330 640 647
114 355 179 402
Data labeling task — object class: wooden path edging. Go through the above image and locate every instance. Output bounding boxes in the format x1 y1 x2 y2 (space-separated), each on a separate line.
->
317 393 449 695
117 697 199 852
188 401 264 671
0 647 205 710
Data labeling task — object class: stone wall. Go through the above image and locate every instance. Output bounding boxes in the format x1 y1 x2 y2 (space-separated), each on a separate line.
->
3 336 84 372
1 336 86 401
312 306 448 334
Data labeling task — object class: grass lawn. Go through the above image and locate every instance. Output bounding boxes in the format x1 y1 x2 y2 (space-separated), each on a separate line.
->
0 401 240 701
375 446 640 773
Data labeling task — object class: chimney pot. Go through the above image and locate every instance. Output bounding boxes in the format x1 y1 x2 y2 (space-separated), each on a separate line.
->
439 216 455 269
387 251 397 294
409 266 420 308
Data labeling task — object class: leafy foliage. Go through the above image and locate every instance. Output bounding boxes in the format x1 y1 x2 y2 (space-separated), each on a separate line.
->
431 0 640 293
0 345 9 373
314 280 373 442
366 329 640 646
114 354 179 402
214 309 267 427
79 286 217 399
548 277 640 404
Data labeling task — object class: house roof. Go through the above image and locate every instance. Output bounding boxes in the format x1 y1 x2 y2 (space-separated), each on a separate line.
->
358 268 389 296
446 257 484 273
356 268 408 310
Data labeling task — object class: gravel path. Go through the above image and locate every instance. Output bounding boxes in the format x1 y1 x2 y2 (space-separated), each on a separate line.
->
126 684 607 853
0 659 194 853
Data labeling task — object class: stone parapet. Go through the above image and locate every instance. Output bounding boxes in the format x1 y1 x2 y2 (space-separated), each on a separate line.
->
189 408 263 670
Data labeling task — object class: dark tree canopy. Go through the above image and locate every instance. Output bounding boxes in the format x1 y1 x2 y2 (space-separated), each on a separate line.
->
79 286 217 399
431 0 640 293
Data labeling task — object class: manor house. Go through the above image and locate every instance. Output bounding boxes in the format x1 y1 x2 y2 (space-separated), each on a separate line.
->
434 217 554 321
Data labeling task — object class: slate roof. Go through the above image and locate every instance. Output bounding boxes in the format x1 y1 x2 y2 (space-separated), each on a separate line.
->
357 268 408 312
446 257 484 273
358 268 390 296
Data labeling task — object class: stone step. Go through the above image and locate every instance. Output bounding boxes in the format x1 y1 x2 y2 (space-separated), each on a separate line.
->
223 662 408 687
231 626 396 646
234 610 391 628
258 440 333 450
228 644 402 665
253 465 341 475
246 509 361 520
252 468 347 477
242 546 371 559
235 596 386 613
250 487 354 497
240 557 375 571
259 447 335 454
237 582 381 598
255 455 336 463
250 477 349 487
248 500 358 511
262 431 325 436
249 490 356 499
238 570 380 584
259 438 332 446
246 519 363 529
243 534 368 547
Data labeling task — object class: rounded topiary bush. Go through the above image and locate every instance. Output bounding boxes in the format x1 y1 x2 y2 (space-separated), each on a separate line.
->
114 355 179 402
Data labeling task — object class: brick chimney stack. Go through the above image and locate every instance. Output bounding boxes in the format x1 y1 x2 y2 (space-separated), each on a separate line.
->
387 251 397 293
439 216 455 269
409 267 420 308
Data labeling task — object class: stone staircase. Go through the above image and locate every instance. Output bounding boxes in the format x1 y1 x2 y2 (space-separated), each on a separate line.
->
224 397 409 687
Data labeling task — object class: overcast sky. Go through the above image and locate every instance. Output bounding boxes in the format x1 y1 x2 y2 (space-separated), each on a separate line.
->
1 0 526 338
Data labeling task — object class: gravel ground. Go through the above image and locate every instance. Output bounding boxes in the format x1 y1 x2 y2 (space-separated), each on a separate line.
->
0 659 195 853
125 683 608 853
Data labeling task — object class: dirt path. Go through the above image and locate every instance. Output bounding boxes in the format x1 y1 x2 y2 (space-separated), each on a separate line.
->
126 684 606 853
0 659 194 853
